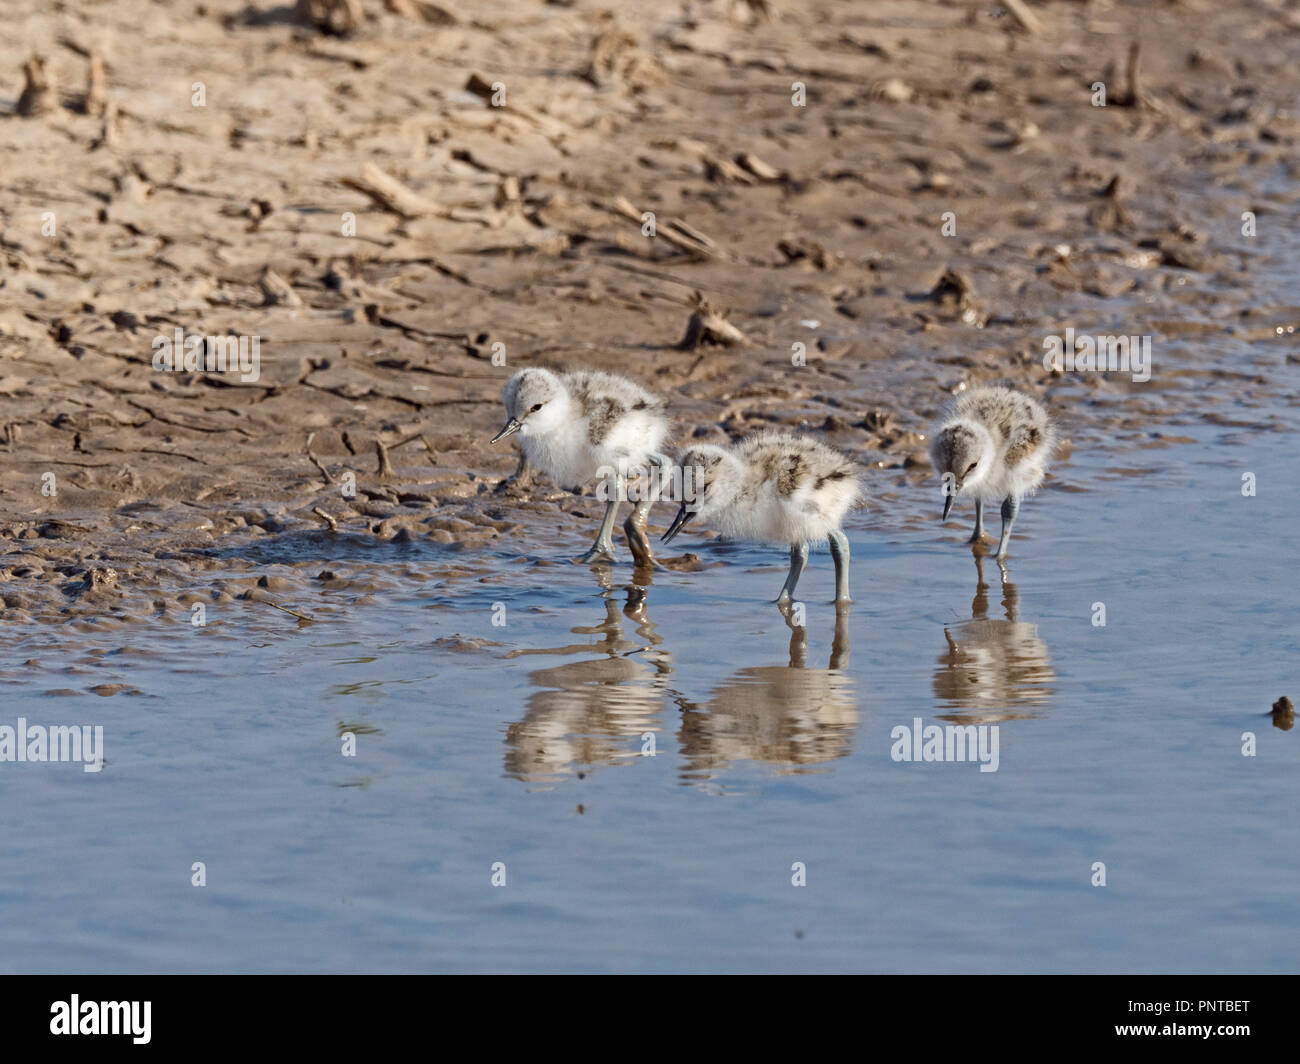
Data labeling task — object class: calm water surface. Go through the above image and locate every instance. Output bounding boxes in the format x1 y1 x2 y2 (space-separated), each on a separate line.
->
2 392 1296 972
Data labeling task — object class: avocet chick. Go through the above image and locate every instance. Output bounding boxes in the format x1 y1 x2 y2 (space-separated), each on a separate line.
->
929 385 1055 560
662 433 860 605
491 367 671 566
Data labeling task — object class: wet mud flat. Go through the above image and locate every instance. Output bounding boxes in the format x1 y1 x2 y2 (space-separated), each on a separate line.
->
0 0 1297 630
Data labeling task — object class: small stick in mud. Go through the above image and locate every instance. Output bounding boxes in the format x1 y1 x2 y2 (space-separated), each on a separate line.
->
90 98 118 150
1116 39 1144 108
312 507 339 532
1088 175 1133 232
16 55 57 117
375 439 395 479
342 163 443 218
260 598 316 624
305 433 335 485
258 267 302 307
83 51 106 117
1001 0 1042 35
678 292 749 350
386 0 458 25
610 197 718 259
389 432 438 466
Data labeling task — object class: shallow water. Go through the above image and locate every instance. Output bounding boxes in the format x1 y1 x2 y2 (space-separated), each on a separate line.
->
4 216 1299 973
2 383 1296 972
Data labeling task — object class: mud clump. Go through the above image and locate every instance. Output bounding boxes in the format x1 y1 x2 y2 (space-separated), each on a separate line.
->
16 54 56 117
678 293 749 351
922 268 986 327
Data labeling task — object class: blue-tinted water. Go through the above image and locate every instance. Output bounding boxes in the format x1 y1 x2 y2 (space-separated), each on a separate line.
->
2 381 1296 971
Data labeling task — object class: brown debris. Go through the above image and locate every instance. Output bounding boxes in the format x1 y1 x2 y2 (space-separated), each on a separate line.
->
872 78 914 104
244 589 316 624
923 267 986 326
342 162 443 218
1087 175 1134 232
65 567 119 597
678 292 749 350
464 73 499 103
704 154 755 184
702 150 785 185
385 0 458 24
1001 0 1042 35
495 174 521 207
258 268 303 308
1113 39 1163 111
90 98 119 150
375 439 396 479
305 433 335 485
1143 229 1213 272
729 0 774 26
581 25 658 88
82 51 106 117
861 409 896 434
610 196 718 259
16 55 56 117
777 238 839 270
295 0 364 36
1271 696 1293 731
736 151 785 181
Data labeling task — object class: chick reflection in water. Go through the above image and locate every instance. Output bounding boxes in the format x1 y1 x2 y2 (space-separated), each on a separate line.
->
678 608 858 785
504 576 670 783
934 552 1055 723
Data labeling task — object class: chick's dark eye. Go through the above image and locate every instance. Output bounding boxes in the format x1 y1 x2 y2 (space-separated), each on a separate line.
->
530 403 543 413
964 462 978 477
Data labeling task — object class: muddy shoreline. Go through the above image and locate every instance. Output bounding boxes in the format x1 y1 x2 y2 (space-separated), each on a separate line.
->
1 0 1297 627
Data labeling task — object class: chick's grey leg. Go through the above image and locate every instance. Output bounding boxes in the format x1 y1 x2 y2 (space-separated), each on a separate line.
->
829 605 850 669
828 529 851 605
776 541 810 605
996 495 1020 560
624 452 670 570
969 498 985 544
577 500 620 564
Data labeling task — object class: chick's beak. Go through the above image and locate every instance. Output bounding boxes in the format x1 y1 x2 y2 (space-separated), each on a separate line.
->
491 418 522 443
942 492 955 521
661 504 695 544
